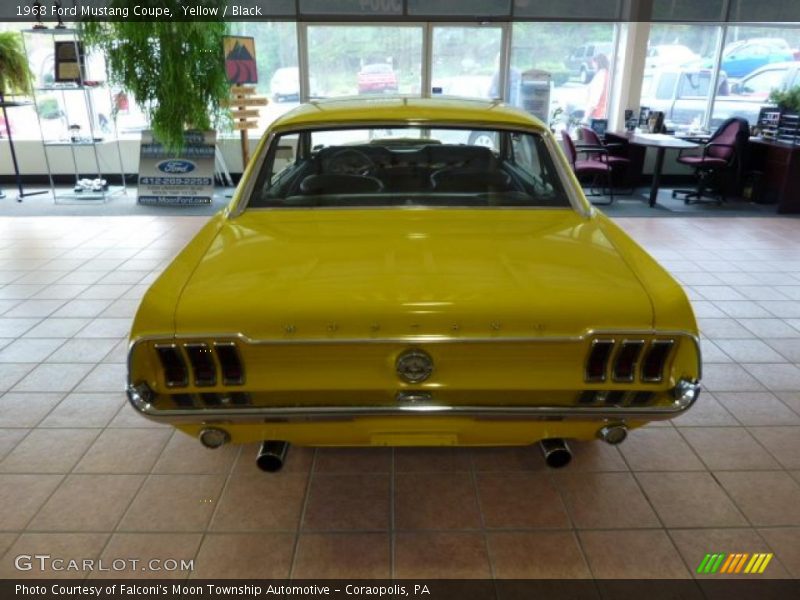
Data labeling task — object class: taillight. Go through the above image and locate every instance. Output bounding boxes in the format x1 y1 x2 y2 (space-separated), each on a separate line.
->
641 340 675 382
215 342 244 385
184 343 217 387
585 339 614 382
612 340 645 382
155 345 188 387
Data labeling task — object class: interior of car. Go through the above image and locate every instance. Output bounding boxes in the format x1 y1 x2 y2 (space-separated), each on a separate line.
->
249 131 571 208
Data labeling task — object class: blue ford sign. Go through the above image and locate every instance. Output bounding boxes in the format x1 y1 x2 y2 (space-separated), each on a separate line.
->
157 159 196 174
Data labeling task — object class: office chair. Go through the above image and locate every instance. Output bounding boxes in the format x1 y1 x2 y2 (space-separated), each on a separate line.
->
579 126 633 194
562 131 615 205
672 117 750 205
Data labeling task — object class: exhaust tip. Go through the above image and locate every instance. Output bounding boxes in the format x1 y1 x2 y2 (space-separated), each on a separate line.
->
539 438 572 469
598 424 628 445
199 427 230 449
256 440 289 472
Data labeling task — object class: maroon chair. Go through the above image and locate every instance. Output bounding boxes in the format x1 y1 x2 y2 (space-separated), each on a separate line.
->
562 130 614 205
672 117 750 205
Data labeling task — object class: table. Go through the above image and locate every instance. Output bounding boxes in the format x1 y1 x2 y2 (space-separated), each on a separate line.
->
609 132 699 207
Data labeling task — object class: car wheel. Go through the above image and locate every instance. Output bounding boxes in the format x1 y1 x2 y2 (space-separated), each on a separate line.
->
468 131 497 148
580 67 590 84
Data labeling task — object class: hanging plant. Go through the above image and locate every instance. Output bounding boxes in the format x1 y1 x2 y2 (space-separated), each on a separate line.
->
82 1 229 152
0 31 32 96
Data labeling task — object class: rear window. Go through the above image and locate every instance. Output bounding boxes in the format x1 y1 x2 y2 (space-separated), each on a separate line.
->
246 126 571 210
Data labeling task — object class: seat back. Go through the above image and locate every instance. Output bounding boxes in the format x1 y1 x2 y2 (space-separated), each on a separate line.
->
561 131 577 167
707 117 749 163
430 167 512 193
579 127 603 147
300 173 383 195
426 145 497 171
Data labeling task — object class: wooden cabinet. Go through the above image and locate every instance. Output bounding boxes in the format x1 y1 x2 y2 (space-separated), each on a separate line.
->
748 138 800 214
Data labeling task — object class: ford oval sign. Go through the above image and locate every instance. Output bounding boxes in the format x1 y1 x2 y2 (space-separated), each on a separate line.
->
157 160 196 174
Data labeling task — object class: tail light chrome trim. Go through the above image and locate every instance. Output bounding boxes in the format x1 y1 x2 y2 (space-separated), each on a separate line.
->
184 343 217 387
214 342 245 385
585 339 615 383
612 340 645 383
154 344 188 388
641 339 675 383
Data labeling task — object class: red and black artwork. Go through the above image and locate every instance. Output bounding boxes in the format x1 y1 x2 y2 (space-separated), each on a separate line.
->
224 36 258 85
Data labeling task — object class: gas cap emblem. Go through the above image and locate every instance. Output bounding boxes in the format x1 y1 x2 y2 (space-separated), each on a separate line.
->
396 349 434 384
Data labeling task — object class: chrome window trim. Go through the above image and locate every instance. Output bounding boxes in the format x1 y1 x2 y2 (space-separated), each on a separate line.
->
230 119 587 218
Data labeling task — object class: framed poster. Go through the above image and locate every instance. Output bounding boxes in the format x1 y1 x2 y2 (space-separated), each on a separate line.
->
54 41 85 83
224 36 258 85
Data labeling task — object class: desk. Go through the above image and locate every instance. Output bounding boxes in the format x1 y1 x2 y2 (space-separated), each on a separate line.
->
609 132 698 207
748 137 800 214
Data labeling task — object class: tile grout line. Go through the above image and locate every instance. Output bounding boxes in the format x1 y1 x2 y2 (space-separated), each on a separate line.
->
287 447 317 579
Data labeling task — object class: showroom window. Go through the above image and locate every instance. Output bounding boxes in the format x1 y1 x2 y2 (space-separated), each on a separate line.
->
304 24 424 99
638 23 723 131
510 22 618 129
710 24 800 126
227 21 299 132
430 24 504 100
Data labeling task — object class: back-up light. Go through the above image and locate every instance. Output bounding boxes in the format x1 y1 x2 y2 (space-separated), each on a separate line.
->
585 339 615 382
613 340 645 382
641 340 675 382
215 342 245 385
184 343 217 387
155 345 188 387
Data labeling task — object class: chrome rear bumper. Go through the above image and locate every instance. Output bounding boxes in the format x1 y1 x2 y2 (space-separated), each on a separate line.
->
126 379 700 424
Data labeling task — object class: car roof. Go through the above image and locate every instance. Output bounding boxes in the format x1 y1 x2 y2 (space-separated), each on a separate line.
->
745 61 800 74
269 96 547 132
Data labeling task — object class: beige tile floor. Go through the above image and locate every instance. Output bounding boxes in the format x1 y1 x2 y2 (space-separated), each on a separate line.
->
0 215 799 580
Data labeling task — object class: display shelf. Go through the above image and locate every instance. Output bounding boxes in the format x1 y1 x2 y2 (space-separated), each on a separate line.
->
22 28 80 34
43 140 108 147
53 184 125 205
21 28 127 204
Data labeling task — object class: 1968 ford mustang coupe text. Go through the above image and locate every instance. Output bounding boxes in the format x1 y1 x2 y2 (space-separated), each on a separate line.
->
127 97 701 471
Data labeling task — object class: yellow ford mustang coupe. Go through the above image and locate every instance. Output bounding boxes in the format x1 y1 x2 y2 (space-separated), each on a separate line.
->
127 97 701 471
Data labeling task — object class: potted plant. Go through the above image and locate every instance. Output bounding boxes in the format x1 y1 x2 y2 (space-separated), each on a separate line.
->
769 86 800 115
82 1 229 151
769 86 800 145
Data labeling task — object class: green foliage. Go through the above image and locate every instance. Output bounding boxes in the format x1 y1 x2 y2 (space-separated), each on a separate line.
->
0 31 32 95
769 86 800 114
82 2 229 152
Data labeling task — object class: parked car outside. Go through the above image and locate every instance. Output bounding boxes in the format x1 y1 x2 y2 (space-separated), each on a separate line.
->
719 38 794 79
357 63 399 94
126 96 701 472
731 61 800 100
644 44 699 70
566 42 613 83
641 67 767 129
270 66 300 102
